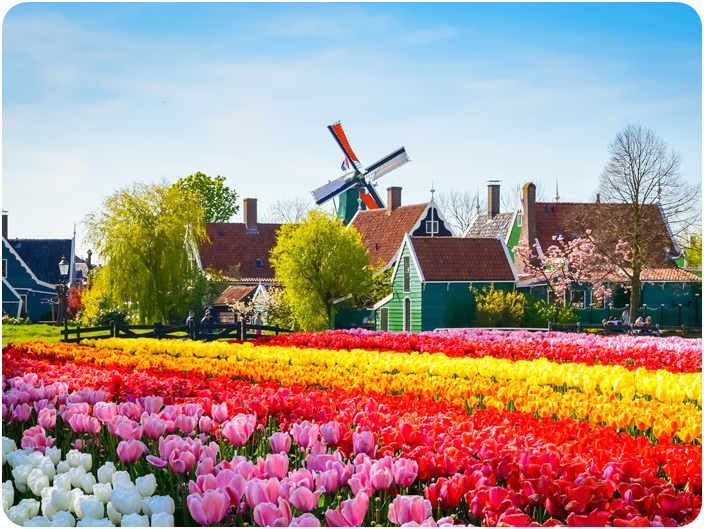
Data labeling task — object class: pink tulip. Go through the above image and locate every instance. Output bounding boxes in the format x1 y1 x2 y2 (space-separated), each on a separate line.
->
210 402 229 423
109 417 143 441
253 499 292 527
37 408 57 429
289 468 315 490
325 491 369 527
265 453 289 480
246 477 282 508
117 439 148 464
21 425 54 454
320 421 345 446
2 404 7 419
195 457 215 478
142 416 167 440
198 415 213 434
290 513 322 527
169 449 196 474
33 399 53 414
291 421 319 449
69 413 102 434
289 486 322 512
393 458 419 488
388 495 433 525
118 401 143 421
187 489 229 526
146 455 168 467
10 403 32 423
93 402 119 422
141 396 164 415
176 414 197 435
221 414 256 447
190 473 218 494
214 469 248 509
370 466 393 490
269 432 292 454
352 431 376 456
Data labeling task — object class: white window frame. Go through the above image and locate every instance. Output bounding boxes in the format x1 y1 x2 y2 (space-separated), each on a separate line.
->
516 211 523 227
426 220 439 235
403 297 411 332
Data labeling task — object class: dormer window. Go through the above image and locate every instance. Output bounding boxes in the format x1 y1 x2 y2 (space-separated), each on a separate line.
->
426 220 439 235
255 258 264 267
516 211 523 227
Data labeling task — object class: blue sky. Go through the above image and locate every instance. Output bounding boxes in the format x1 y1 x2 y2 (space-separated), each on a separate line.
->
2 2 701 256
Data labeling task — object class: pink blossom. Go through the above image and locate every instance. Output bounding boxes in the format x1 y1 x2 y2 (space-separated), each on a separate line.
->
320 420 345 446
117 439 148 464
10 403 32 423
141 396 163 415
93 402 119 423
291 421 319 449
69 413 102 434
269 432 292 454
325 492 369 527
221 414 256 446
21 425 54 454
37 408 57 429
290 513 322 527
187 489 229 526
246 477 282 508
265 453 289 480
175 414 197 435
253 499 292 527
352 431 376 457
142 415 167 440
393 457 419 488
210 402 229 423
289 486 322 512
118 401 143 421
388 495 433 525
169 449 196 474
198 415 213 434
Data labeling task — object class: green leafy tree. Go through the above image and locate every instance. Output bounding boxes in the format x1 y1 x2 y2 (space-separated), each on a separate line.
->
84 180 208 324
270 209 373 331
353 267 393 307
470 284 526 327
176 172 239 223
686 232 702 267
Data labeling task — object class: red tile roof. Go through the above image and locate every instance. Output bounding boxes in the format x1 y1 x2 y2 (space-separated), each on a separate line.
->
213 285 257 306
410 237 516 282
349 204 428 268
199 223 281 280
641 268 702 282
531 202 678 265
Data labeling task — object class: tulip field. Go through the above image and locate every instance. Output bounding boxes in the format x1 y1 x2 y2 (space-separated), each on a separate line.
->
1 329 701 527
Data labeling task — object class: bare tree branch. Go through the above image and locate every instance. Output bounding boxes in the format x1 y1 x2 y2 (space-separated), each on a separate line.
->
266 196 313 224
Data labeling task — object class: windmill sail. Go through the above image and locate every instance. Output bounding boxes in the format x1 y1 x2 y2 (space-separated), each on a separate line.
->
366 147 410 181
328 122 361 173
311 175 358 205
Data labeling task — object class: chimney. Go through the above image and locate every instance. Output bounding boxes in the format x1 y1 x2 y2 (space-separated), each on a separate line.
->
243 198 258 232
2 211 7 240
387 187 402 212
517 182 538 272
487 182 501 218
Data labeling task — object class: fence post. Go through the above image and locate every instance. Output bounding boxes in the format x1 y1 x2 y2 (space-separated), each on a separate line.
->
678 304 683 326
110 320 116 338
275 324 280 336
155 322 161 340
236 321 242 341
63 322 69 342
243 321 247 340
589 306 592 324
660 304 664 326
76 325 80 342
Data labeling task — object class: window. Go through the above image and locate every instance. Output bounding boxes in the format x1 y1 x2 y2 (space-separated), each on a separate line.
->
2 259 6 278
255 258 264 268
570 291 585 309
403 298 411 332
380 308 389 331
19 295 27 317
426 220 439 235
516 212 523 227
403 256 411 293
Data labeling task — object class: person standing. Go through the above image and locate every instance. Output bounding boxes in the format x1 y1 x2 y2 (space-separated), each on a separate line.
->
254 312 263 336
200 309 215 339
621 308 630 324
186 310 195 326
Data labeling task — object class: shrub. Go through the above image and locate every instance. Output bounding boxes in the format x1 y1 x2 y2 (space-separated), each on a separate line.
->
2 314 30 325
471 285 526 328
523 298 579 327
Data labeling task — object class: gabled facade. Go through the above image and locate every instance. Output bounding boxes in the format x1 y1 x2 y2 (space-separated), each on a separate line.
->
375 235 518 332
349 187 453 270
2 237 56 321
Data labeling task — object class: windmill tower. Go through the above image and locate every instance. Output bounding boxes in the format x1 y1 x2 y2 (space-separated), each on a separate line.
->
311 121 411 223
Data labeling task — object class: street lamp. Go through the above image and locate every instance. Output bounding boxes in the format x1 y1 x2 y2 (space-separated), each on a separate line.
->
56 256 69 327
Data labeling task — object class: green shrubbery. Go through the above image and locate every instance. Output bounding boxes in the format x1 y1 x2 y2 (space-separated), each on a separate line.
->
472 286 578 328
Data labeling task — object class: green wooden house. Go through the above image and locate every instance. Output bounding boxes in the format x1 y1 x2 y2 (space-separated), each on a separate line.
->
374 235 517 331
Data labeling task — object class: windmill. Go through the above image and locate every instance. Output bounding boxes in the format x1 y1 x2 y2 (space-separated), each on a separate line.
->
311 121 410 223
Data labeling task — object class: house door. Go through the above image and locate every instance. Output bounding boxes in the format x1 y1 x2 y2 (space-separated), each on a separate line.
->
380 308 389 331
403 298 411 332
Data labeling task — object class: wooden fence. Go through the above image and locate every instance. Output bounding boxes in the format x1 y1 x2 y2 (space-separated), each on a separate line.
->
61 321 292 344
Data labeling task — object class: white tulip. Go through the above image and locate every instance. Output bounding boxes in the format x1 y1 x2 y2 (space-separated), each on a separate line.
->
142 495 174 517
66 450 81 468
45 447 62 466
28 468 50 497
24 515 51 526
135 474 156 497
76 517 115 527
8 503 31 526
56 461 70 475
74 495 104 521
106 501 121 526
49 488 71 512
37 457 56 482
28 451 45 468
92 483 112 504
150 512 175 527
97 462 116 485
67 467 86 489
48 511 75 527
53 474 72 491
78 453 92 473
2 436 17 465
79 473 96 495
67 488 84 513
111 470 131 488
41 497 57 521
24 514 51 526
20 498 41 518
13 463 32 487
3 480 14 512
6 448 29 468
121 513 149 527
116 489 142 516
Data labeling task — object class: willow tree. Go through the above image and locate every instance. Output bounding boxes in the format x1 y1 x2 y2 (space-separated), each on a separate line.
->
270 209 373 331
84 180 208 323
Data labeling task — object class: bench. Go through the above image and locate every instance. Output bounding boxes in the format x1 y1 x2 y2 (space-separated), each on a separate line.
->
547 322 581 333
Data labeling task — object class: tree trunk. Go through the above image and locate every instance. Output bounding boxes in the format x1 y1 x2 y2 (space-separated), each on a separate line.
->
629 267 642 324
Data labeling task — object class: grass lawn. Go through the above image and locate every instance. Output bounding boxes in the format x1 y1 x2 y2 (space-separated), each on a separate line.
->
2 324 64 348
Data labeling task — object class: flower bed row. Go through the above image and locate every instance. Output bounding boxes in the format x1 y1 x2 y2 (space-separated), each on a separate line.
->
70 338 702 444
1 341 702 527
251 329 703 373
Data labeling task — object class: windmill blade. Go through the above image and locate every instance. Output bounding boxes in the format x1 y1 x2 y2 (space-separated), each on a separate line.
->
328 122 362 175
311 175 359 205
364 147 410 181
362 181 385 208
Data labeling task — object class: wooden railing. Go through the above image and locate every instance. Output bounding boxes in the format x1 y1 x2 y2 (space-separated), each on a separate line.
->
61 321 292 344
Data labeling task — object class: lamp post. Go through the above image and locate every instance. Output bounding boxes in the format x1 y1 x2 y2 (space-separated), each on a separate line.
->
56 256 69 327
